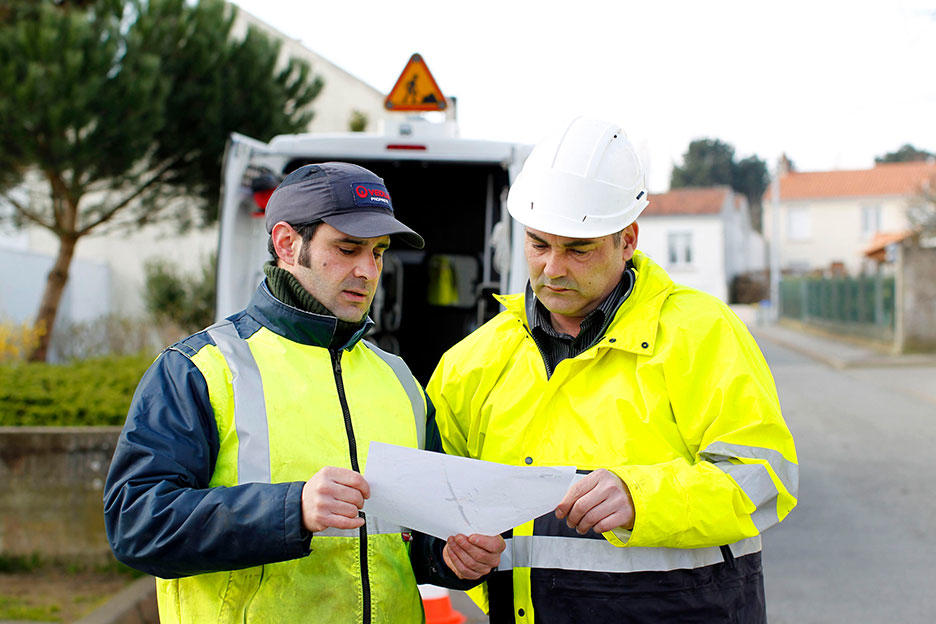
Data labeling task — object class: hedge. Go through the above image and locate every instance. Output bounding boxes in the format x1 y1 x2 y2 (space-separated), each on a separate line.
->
0 353 155 426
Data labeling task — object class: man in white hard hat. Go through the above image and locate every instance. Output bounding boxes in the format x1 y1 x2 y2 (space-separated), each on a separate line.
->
427 118 798 623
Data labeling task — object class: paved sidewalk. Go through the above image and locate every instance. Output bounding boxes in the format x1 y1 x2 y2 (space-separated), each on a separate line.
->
748 321 936 369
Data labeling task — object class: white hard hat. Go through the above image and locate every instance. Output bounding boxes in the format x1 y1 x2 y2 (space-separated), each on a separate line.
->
507 116 649 238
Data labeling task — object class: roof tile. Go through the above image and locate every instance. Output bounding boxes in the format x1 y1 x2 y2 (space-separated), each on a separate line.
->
769 161 936 201
643 186 730 216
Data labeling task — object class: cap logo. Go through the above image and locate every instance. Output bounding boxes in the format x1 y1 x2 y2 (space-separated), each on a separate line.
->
351 182 392 210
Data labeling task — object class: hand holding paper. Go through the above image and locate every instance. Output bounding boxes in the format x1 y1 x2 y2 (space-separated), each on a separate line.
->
442 533 506 580
362 442 575 540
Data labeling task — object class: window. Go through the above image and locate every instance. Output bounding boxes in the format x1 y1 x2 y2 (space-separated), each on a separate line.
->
861 205 881 239
787 206 811 241
667 231 693 267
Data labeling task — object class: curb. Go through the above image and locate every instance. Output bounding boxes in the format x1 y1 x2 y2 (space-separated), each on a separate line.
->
750 328 850 369
74 575 156 624
751 328 936 369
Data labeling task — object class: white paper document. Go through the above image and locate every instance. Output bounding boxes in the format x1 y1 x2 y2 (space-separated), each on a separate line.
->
362 441 575 539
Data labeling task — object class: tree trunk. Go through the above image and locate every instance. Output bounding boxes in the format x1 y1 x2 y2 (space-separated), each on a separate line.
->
27 234 78 362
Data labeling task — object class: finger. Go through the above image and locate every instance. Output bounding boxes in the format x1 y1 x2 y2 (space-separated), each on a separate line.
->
320 512 365 531
575 499 619 535
592 509 633 535
450 536 491 575
331 483 367 509
556 473 598 519
445 539 487 579
468 534 506 555
321 467 371 499
453 534 499 569
443 539 473 579
566 484 609 528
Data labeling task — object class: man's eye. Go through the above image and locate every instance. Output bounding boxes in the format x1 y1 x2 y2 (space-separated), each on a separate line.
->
570 249 587 256
338 248 354 255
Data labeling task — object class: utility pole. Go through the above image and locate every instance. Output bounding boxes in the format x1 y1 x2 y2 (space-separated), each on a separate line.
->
769 157 782 322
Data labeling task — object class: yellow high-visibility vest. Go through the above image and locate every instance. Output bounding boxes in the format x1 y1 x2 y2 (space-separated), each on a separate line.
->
157 321 426 624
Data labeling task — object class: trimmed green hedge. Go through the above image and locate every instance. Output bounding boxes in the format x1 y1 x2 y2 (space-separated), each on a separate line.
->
0 353 155 426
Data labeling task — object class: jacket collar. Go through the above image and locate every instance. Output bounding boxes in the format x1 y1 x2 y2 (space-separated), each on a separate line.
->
495 251 673 356
247 281 374 350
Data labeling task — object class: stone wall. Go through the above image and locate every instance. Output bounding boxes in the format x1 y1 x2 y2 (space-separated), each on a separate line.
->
0 427 121 562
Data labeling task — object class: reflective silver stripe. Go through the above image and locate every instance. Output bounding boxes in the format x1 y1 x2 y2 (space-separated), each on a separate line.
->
363 341 427 449
728 535 762 558
498 535 762 573
701 442 799 496
317 516 404 537
207 322 271 484
701 443 798 532
713 460 780 529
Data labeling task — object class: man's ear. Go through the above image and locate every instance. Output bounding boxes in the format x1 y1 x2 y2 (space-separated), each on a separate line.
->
271 222 301 266
622 222 639 261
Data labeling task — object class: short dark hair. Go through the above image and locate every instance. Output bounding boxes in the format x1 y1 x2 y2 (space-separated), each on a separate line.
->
268 221 321 260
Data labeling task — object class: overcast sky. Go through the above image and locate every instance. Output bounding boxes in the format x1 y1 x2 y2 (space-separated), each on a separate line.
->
233 0 936 191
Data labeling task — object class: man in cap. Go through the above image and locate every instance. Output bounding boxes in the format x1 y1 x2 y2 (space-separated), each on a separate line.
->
104 162 504 624
427 119 798 623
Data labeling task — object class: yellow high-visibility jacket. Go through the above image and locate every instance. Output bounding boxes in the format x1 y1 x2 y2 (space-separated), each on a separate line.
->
427 251 798 624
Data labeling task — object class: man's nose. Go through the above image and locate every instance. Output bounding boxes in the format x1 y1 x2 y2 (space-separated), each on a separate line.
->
354 254 381 280
542 251 566 279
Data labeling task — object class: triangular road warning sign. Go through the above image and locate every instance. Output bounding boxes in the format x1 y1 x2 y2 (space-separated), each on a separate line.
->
385 53 447 112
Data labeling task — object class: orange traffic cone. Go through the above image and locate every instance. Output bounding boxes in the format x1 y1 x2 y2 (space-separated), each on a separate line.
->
419 584 466 624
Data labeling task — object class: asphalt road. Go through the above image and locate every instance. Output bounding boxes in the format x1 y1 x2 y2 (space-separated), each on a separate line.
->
759 339 936 623
446 338 936 623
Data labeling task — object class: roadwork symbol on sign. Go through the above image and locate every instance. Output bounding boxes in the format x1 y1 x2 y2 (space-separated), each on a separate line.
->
384 53 447 112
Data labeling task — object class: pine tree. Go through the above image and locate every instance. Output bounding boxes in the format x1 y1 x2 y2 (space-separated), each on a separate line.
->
0 0 322 360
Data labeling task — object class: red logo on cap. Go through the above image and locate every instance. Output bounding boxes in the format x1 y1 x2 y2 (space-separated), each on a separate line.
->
355 184 389 200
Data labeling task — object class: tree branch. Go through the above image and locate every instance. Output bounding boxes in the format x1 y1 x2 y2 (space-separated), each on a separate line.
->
0 190 56 232
77 155 187 236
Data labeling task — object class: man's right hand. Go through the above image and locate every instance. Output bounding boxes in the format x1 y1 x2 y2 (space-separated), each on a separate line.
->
301 466 370 533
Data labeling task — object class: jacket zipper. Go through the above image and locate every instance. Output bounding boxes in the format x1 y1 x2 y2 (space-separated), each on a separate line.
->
523 325 555 378
331 348 371 624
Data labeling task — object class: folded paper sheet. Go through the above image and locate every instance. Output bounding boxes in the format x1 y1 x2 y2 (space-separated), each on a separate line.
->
362 441 575 539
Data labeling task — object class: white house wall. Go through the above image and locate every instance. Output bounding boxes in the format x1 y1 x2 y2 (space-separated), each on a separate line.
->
25 222 217 318
763 194 911 274
0 247 110 325
636 215 728 301
232 6 391 134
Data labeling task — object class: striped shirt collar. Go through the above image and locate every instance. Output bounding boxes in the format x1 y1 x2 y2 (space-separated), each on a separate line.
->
525 266 636 376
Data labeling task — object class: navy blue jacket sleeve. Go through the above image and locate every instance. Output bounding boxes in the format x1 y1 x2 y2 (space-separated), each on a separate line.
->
103 347 311 578
408 393 485 590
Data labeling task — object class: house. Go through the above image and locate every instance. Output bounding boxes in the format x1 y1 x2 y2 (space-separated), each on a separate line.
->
637 186 766 302
761 160 936 275
0 3 399 343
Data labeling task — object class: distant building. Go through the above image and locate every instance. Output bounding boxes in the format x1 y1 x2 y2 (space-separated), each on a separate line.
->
232 5 394 134
762 161 936 275
638 186 766 302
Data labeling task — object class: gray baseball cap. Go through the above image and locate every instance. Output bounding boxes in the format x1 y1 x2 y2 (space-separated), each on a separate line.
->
264 162 425 249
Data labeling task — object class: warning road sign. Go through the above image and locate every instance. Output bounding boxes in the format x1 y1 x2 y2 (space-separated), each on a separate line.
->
384 53 447 112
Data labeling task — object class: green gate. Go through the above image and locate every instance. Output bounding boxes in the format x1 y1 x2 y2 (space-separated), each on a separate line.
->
779 275 895 340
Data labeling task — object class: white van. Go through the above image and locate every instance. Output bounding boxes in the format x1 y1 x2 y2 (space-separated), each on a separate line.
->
216 119 531 382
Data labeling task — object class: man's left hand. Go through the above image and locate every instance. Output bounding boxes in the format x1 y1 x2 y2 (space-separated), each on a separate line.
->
555 469 635 535
442 533 505 580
